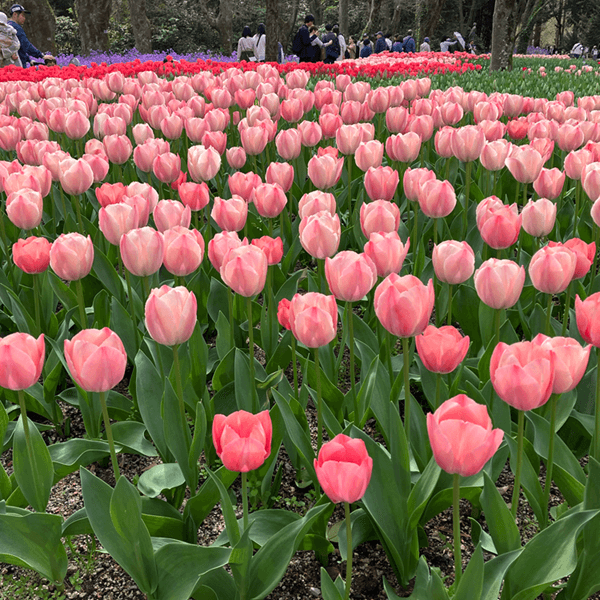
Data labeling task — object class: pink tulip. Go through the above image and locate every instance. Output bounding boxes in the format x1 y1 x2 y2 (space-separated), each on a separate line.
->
374 274 434 338
562 238 596 279
221 245 268 297
251 236 284 265
557 123 585 152
188 145 221 182
289 292 338 348
407 114 434 142
298 191 336 219
403 167 436 201
278 298 292 330
307 154 343 190
95 182 126 208
99 203 138 246
58 158 94 196
417 179 457 219
211 196 248 232
564 149 592 181
314 434 373 503
416 325 470 374
103 134 132 165
265 162 294 193
336 124 362 155
576 292 600 346
427 395 503 476
120 227 164 277
432 241 475 285
145 286 197 346
160 114 184 140
240 126 269 156
360 200 400 238
132 123 154 145
386 131 421 163
529 245 576 294
50 233 94 281
64 111 90 140
354 140 384 172
479 119 507 142
364 231 410 278
226 146 247 169
480 140 512 171
476 197 521 249
505 146 544 184
252 183 288 218
364 166 399 202
474 258 525 309
212 410 272 472
162 226 205 276
6 189 43 230
153 200 191 232
490 341 555 411
451 125 486 163
13 236 51 274
275 128 302 160
325 251 377 302
434 127 454 159
521 199 556 237
64 328 127 392
532 334 591 394
178 181 210 211
533 168 565 200
153 152 181 184
0 332 45 390
229 171 262 202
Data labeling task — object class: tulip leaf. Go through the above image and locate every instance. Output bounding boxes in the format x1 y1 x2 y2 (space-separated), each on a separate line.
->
80 468 158 597
134 350 171 462
12 415 54 514
112 421 158 457
337 508 378 562
212 347 236 391
0 509 67 584
302 354 345 419
320 568 344 600
92 246 126 305
453 284 482 349
481 549 523 600
137 464 186 498
213 509 300 547
215 311 233 360
501 509 600 600
47 272 81 326
61 507 94 537
110 296 139 362
480 471 521 555
189 401 206 473
0 402 9 453
234 348 257 413
401 556 449 600
406 457 441 533
49 438 110 480
0 282 37 334
188 323 208 396
163 379 196 491
205 467 240 547
153 542 231 600
560 457 600 600
454 544 484 600
207 277 230 324
246 503 330 600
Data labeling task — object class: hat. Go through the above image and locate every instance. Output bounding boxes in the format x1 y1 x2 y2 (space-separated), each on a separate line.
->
10 3 30 13
304 14 314 23
376 31 384 36
0 12 7 23
424 37 430 42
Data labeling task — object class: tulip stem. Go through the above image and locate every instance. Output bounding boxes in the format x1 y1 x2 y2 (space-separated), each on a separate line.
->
546 293 553 336
142 277 151 303
453 473 462 586
562 282 572 336
75 279 87 329
0 206 9 253
241 471 249 532
314 346 323 453
444 158 451 183
343 501 353 600
17 390 33 457
447 284 453 326
522 182 528 208
172 344 187 433
542 393 559 529
228 287 235 350
435 373 442 410
345 301 358 424
71 194 85 234
595 347 600 460
412 203 419 276
591 227 600 292
494 308 502 347
247 296 257 412
433 218 438 246
99 391 120 481
511 410 524 519
462 161 472 238
32 274 41 335
318 259 326 293
291 336 299 401
402 337 411 446
346 154 353 192
58 186 68 227
123 268 139 355
573 181 581 237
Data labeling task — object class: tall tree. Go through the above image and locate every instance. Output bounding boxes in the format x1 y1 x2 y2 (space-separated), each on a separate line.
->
198 0 234 54
128 0 152 53
339 0 349 38
75 0 111 53
25 0 56 54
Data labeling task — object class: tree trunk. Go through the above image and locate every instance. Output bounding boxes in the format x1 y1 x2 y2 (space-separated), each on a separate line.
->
490 0 516 70
364 0 381 35
26 0 55 55
339 0 349 38
128 0 152 53
308 0 323 24
458 0 465 36
75 0 111 54
422 0 447 40
266 0 278 62
390 0 403 33
198 0 234 55
533 19 541 47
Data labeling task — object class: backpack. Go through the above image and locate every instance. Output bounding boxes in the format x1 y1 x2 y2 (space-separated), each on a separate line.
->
292 28 303 54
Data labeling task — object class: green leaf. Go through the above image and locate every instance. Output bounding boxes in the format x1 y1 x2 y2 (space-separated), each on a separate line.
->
49 438 110 480
137 464 186 498
12 415 54 513
153 542 231 600
215 311 233 360
402 556 449 600
246 504 330 600
134 351 170 461
0 509 67 584
235 348 256 413
337 508 377 561
80 468 157 597
406 457 441 533
454 544 484 600
112 421 158 457
480 471 521 555
47 272 81 326
205 467 240 547
61 507 93 537
481 550 523 600
501 509 600 600
189 401 206 475
213 509 300 547
320 567 344 600
110 296 139 362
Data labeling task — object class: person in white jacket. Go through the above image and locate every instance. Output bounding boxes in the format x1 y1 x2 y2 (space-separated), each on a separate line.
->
254 23 266 62
237 26 257 61
334 24 346 60
0 12 20 66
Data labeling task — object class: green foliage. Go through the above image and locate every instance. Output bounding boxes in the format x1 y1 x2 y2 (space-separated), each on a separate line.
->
55 14 80 55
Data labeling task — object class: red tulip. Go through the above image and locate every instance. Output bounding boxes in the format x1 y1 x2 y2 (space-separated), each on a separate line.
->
213 410 272 472
64 328 127 393
314 434 373 503
427 395 503 476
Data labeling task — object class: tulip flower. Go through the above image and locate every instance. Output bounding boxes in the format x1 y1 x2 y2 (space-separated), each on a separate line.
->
307 154 344 190
364 231 410 278
364 166 399 202
360 200 400 239
427 394 503 583
476 197 521 250
298 191 336 219
252 182 287 220
6 189 43 231
521 198 556 238
533 168 565 200
153 200 191 233
188 144 221 182
474 258 525 310
299 210 341 261
162 226 205 277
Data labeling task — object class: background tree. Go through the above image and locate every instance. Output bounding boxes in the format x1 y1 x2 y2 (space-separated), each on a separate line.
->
75 0 111 53
198 0 234 55
128 0 152 53
25 0 56 55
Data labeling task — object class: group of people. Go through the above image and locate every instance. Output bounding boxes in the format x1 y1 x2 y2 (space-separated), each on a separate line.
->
0 3 53 68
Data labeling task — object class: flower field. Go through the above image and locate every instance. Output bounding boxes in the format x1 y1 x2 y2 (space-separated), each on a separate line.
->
0 52 600 600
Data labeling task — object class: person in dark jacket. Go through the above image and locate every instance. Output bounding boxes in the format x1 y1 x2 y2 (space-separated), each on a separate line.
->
391 34 403 52
7 4 44 67
402 29 416 53
374 31 387 53
293 14 315 63
321 23 339 63
360 37 372 58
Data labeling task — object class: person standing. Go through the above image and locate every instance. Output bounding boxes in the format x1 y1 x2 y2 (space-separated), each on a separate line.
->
254 23 266 62
0 12 20 66
402 29 416 52
333 25 346 61
440 36 458 52
237 26 257 61
374 31 387 53
293 14 315 63
419 36 431 52
346 36 356 58
321 24 339 63
7 4 44 67
360 37 372 57
392 35 403 52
